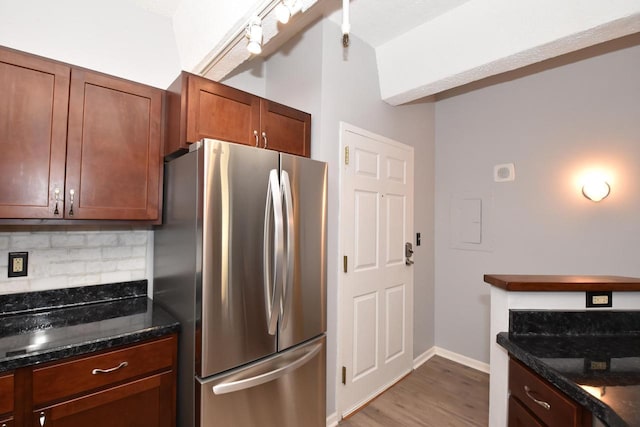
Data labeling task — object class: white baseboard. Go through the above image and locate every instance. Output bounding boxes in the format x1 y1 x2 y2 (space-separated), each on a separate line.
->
413 347 437 369
432 346 490 374
413 346 489 374
326 412 339 427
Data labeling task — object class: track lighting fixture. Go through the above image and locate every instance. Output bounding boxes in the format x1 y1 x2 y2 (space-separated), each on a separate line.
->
342 0 350 47
246 16 263 54
275 0 302 24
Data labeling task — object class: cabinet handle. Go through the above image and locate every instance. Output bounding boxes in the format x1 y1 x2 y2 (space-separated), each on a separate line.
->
53 188 61 215
92 361 128 374
262 131 268 149
254 130 259 147
39 411 46 426
68 188 75 216
524 385 551 410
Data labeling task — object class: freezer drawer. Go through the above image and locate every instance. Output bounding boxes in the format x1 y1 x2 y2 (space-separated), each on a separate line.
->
197 336 326 427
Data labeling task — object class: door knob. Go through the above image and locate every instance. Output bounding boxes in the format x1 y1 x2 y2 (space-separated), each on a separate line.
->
405 242 414 266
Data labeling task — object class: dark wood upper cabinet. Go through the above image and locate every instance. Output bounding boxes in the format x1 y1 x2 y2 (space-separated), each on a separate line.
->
0 47 70 219
165 72 311 158
0 46 163 223
185 75 260 147
260 99 311 157
66 70 162 220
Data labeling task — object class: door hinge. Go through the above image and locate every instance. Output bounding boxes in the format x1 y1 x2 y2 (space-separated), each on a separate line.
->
344 146 349 165
343 255 348 273
342 366 346 385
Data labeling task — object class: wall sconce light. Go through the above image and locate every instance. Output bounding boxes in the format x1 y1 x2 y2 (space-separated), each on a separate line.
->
246 17 263 54
582 174 611 202
275 0 302 24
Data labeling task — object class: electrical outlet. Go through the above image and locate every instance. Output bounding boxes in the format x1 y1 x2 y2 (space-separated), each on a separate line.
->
8 252 28 277
586 291 612 308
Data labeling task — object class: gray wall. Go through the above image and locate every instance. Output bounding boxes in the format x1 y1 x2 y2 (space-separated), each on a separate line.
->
225 17 436 417
434 35 640 363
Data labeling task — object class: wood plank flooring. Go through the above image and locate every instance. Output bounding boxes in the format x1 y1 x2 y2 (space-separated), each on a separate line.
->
338 356 489 427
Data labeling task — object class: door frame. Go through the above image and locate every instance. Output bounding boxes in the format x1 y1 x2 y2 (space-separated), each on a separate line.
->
336 121 415 418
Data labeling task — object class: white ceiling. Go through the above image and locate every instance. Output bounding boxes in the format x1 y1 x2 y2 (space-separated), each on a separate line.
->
133 0 640 104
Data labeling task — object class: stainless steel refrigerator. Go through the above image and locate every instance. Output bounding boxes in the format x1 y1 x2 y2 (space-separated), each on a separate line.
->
154 139 327 427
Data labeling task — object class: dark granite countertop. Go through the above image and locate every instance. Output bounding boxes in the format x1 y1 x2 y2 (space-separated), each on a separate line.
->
498 310 640 427
0 280 179 373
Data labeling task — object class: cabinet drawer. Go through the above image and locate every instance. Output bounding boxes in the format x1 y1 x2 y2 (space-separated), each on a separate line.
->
0 417 14 427
509 358 581 427
33 336 175 405
0 373 13 415
509 395 544 427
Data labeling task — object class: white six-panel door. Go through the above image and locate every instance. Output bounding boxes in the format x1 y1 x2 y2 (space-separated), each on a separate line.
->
338 123 414 417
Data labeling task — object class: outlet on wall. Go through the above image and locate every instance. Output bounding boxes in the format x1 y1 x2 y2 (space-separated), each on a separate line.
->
8 252 28 277
586 291 612 308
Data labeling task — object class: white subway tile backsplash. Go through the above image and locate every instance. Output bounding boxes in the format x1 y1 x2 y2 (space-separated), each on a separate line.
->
51 234 86 247
69 248 102 261
30 276 68 291
102 246 133 260
118 232 148 246
11 234 50 249
49 261 86 276
68 274 101 286
117 258 146 271
86 233 118 247
101 270 132 283
0 229 152 295
86 260 117 273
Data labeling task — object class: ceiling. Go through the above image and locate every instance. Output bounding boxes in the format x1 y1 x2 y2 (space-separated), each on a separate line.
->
133 0 472 48
134 0 640 104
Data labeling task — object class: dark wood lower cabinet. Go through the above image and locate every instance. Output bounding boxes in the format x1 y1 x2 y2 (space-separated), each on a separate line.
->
34 372 173 427
6 335 176 427
508 357 591 427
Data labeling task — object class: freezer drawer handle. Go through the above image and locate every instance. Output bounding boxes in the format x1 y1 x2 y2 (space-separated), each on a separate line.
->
91 361 128 375
212 342 323 395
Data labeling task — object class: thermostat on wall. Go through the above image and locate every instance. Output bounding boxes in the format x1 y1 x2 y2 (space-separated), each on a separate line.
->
494 163 515 182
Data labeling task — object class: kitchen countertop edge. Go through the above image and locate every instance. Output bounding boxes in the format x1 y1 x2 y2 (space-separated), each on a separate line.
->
0 300 179 373
497 332 627 427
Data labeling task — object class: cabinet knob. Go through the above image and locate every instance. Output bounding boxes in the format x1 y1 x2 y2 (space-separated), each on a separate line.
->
40 411 46 426
68 188 75 216
262 131 268 149
254 130 259 147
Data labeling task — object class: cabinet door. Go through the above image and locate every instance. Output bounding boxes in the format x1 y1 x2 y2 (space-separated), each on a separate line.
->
186 75 260 147
33 372 174 427
260 100 311 157
0 47 69 219
66 69 162 220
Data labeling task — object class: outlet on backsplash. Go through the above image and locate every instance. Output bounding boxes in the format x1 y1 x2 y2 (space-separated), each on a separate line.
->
8 251 28 277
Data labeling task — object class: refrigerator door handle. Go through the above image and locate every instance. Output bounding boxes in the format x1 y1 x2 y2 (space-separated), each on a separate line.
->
280 170 294 328
264 169 284 336
211 342 323 395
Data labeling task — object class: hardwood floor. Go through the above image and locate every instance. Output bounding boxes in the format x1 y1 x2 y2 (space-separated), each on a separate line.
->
338 356 489 427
